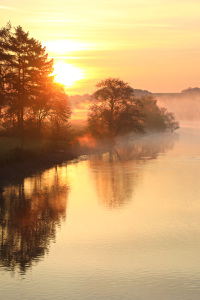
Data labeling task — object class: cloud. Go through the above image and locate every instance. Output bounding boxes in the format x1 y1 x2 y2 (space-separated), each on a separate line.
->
131 23 171 28
69 94 91 110
0 6 15 10
32 19 88 24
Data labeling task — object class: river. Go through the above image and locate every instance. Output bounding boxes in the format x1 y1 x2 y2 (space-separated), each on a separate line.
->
0 126 200 300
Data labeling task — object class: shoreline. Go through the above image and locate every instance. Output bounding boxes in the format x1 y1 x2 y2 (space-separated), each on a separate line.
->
0 150 80 187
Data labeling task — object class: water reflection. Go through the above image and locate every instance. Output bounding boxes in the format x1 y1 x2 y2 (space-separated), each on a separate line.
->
90 132 178 209
0 166 69 273
114 132 178 161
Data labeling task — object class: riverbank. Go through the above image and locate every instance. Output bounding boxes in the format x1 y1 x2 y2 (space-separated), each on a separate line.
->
0 150 79 186
0 133 112 186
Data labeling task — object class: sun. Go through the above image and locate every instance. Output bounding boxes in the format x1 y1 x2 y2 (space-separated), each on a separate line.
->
53 62 84 87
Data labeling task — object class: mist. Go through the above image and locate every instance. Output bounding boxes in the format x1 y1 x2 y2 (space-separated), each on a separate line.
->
69 89 200 130
155 91 200 127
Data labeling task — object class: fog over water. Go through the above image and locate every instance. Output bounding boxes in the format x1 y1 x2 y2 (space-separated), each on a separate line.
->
156 92 200 127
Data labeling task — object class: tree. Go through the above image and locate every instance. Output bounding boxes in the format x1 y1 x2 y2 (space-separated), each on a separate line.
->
160 107 180 131
88 78 145 139
0 23 72 146
0 23 54 144
0 22 12 119
181 87 200 95
48 83 71 141
141 96 179 132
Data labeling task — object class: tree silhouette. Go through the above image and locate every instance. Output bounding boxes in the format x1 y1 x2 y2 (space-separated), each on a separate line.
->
0 24 53 139
141 96 179 132
88 78 145 139
0 23 71 142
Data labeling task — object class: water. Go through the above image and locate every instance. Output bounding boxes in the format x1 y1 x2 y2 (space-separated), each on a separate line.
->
1 127 200 299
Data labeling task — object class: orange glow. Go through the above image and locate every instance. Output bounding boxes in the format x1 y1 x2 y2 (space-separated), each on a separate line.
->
3 0 200 93
53 62 84 87
77 133 97 148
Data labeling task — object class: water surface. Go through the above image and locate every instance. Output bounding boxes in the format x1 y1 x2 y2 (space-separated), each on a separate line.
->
1 127 200 299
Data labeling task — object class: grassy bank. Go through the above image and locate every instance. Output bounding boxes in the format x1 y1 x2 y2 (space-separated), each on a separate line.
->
0 136 72 167
0 136 79 185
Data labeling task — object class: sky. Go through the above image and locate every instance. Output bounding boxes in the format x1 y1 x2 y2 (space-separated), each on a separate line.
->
1 0 200 94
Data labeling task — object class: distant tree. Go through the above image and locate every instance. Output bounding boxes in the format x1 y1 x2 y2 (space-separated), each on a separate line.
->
141 96 179 132
88 78 145 139
181 87 200 95
159 107 180 131
134 89 152 97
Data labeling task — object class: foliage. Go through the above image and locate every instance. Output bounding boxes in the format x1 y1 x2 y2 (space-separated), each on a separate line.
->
0 23 71 143
181 87 200 95
88 79 179 139
48 83 71 139
141 96 179 132
88 78 145 138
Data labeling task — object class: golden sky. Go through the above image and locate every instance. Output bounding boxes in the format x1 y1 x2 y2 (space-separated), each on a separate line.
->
1 0 200 94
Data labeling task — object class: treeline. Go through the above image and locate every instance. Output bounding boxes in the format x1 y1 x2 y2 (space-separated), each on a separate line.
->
0 23 70 147
0 23 179 152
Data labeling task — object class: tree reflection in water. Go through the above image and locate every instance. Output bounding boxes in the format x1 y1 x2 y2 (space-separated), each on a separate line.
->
90 132 178 209
0 166 69 274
